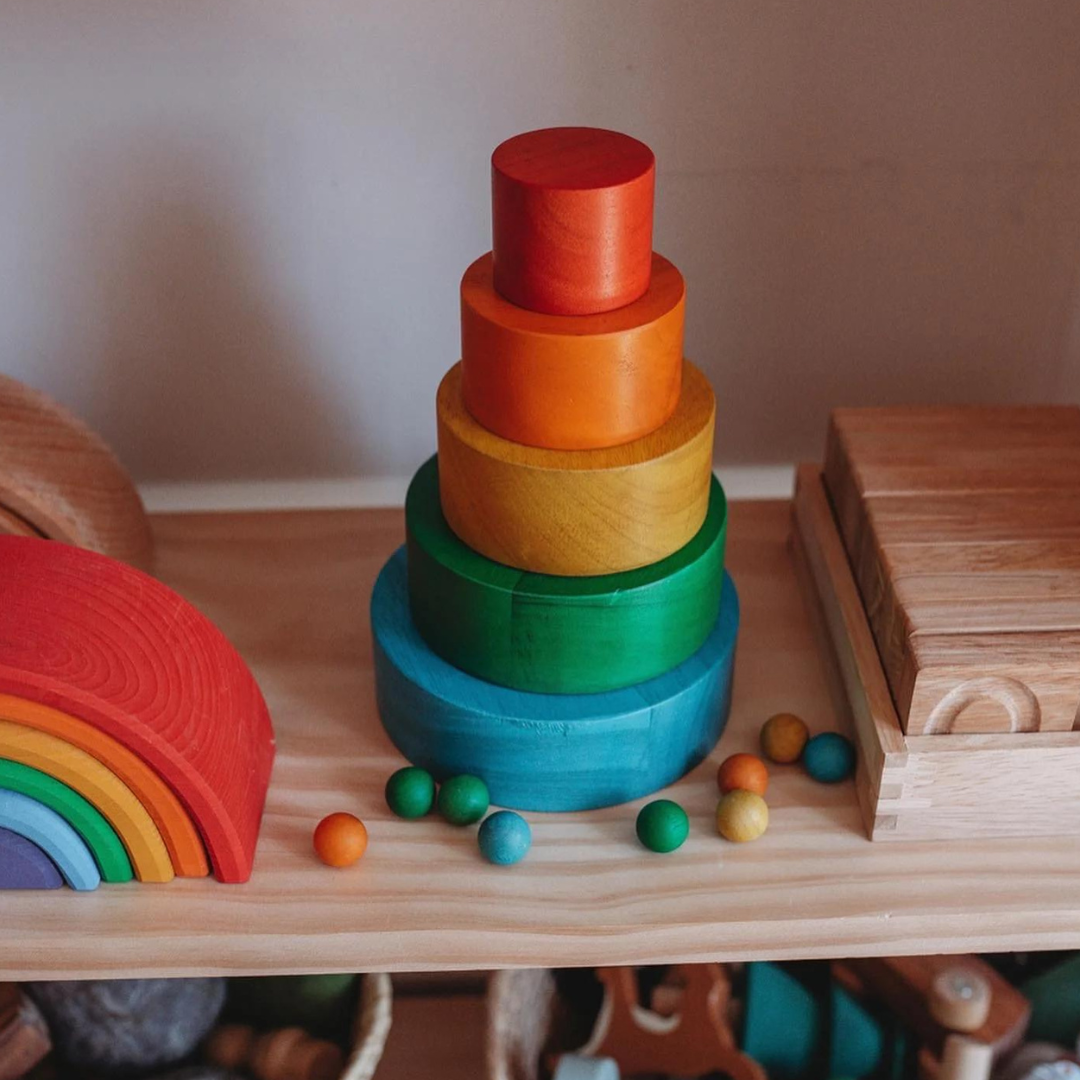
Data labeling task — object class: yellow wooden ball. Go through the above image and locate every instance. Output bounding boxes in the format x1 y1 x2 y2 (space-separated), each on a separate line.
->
716 790 769 843
760 712 809 764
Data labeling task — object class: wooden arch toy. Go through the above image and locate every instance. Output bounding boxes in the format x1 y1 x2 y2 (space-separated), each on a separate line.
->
0 826 63 889
0 720 173 882
0 537 275 883
0 789 101 891
0 759 133 882
0 693 208 877
0 374 153 570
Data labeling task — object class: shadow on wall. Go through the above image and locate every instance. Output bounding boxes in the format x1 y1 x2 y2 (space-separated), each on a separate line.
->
65 139 369 483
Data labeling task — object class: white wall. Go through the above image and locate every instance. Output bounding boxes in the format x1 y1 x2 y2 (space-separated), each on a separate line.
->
2 1 1079 484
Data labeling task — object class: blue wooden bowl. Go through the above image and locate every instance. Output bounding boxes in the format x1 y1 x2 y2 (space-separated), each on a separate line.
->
372 547 739 812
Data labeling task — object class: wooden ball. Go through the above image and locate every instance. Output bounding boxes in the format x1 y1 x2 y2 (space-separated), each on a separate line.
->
760 712 809 764
802 732 856 784
437 775 490 826
313 812 368 867
491 127 655 315
477 810 532 865
716 790 769 843
635 799 689 853
717 753 769 796
385 766 435 819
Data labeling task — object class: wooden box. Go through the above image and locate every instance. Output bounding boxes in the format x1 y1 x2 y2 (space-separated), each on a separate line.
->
793 463 1080 841
825 406 1080 736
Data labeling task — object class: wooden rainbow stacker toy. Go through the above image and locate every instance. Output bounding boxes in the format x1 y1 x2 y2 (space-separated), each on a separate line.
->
0 537 276 889
372 127 739 811
794 406 1080 841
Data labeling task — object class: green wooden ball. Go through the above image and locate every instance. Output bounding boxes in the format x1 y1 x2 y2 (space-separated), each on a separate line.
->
803 732 856 783
437 774 490 825
385 766 436 819
635 799 689 853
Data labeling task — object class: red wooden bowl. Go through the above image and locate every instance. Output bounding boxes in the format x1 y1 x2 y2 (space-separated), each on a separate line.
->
492 127 655 315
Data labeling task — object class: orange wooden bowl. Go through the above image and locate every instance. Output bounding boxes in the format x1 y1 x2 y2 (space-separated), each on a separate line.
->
491 127 655 316
461 252 684 450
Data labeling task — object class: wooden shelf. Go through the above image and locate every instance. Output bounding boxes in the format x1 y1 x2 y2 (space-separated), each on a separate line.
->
4 501 1080 981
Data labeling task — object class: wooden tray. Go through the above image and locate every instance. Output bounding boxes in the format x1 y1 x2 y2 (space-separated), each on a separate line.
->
793 464 1080 841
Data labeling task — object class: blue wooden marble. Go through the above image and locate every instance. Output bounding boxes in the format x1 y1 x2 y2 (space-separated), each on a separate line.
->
372 547 739 812
0 788 101 890
0 826 63 889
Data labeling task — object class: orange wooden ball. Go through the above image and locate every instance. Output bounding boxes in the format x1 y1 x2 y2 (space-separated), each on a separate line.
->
313 812 368 867
491 127 655 315
717 753 769 797
760 713 809 764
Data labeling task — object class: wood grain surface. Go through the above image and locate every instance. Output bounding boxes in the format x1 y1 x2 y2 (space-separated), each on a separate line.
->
0 507 41 538
375 547 737 811
4 502 1080 974
0 826 63 890
0 373 154 570
460 252 683 450
0 720 174 882
0 693 208 878
794 465 1080 843
824 406 1080 559
438 361 715 576
406 456 727 693
825 407 1080 735
491 127 655 315
0 788 100 891
0 759 133 882
0 536 275 882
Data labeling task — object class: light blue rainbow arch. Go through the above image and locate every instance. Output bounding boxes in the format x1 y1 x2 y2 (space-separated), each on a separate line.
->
0 789 100 890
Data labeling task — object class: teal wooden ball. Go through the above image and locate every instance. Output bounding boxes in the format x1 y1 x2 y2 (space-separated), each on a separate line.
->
437 774 490 825
478 810 531 865
385 766 436 819
635 799 689 853
803 732 856 783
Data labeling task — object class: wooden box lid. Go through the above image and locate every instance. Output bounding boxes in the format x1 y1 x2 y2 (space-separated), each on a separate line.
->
823 406 1080 735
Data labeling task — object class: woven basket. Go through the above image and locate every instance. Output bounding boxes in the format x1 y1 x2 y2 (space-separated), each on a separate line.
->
341 972 393 1080
487 969 558 1080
